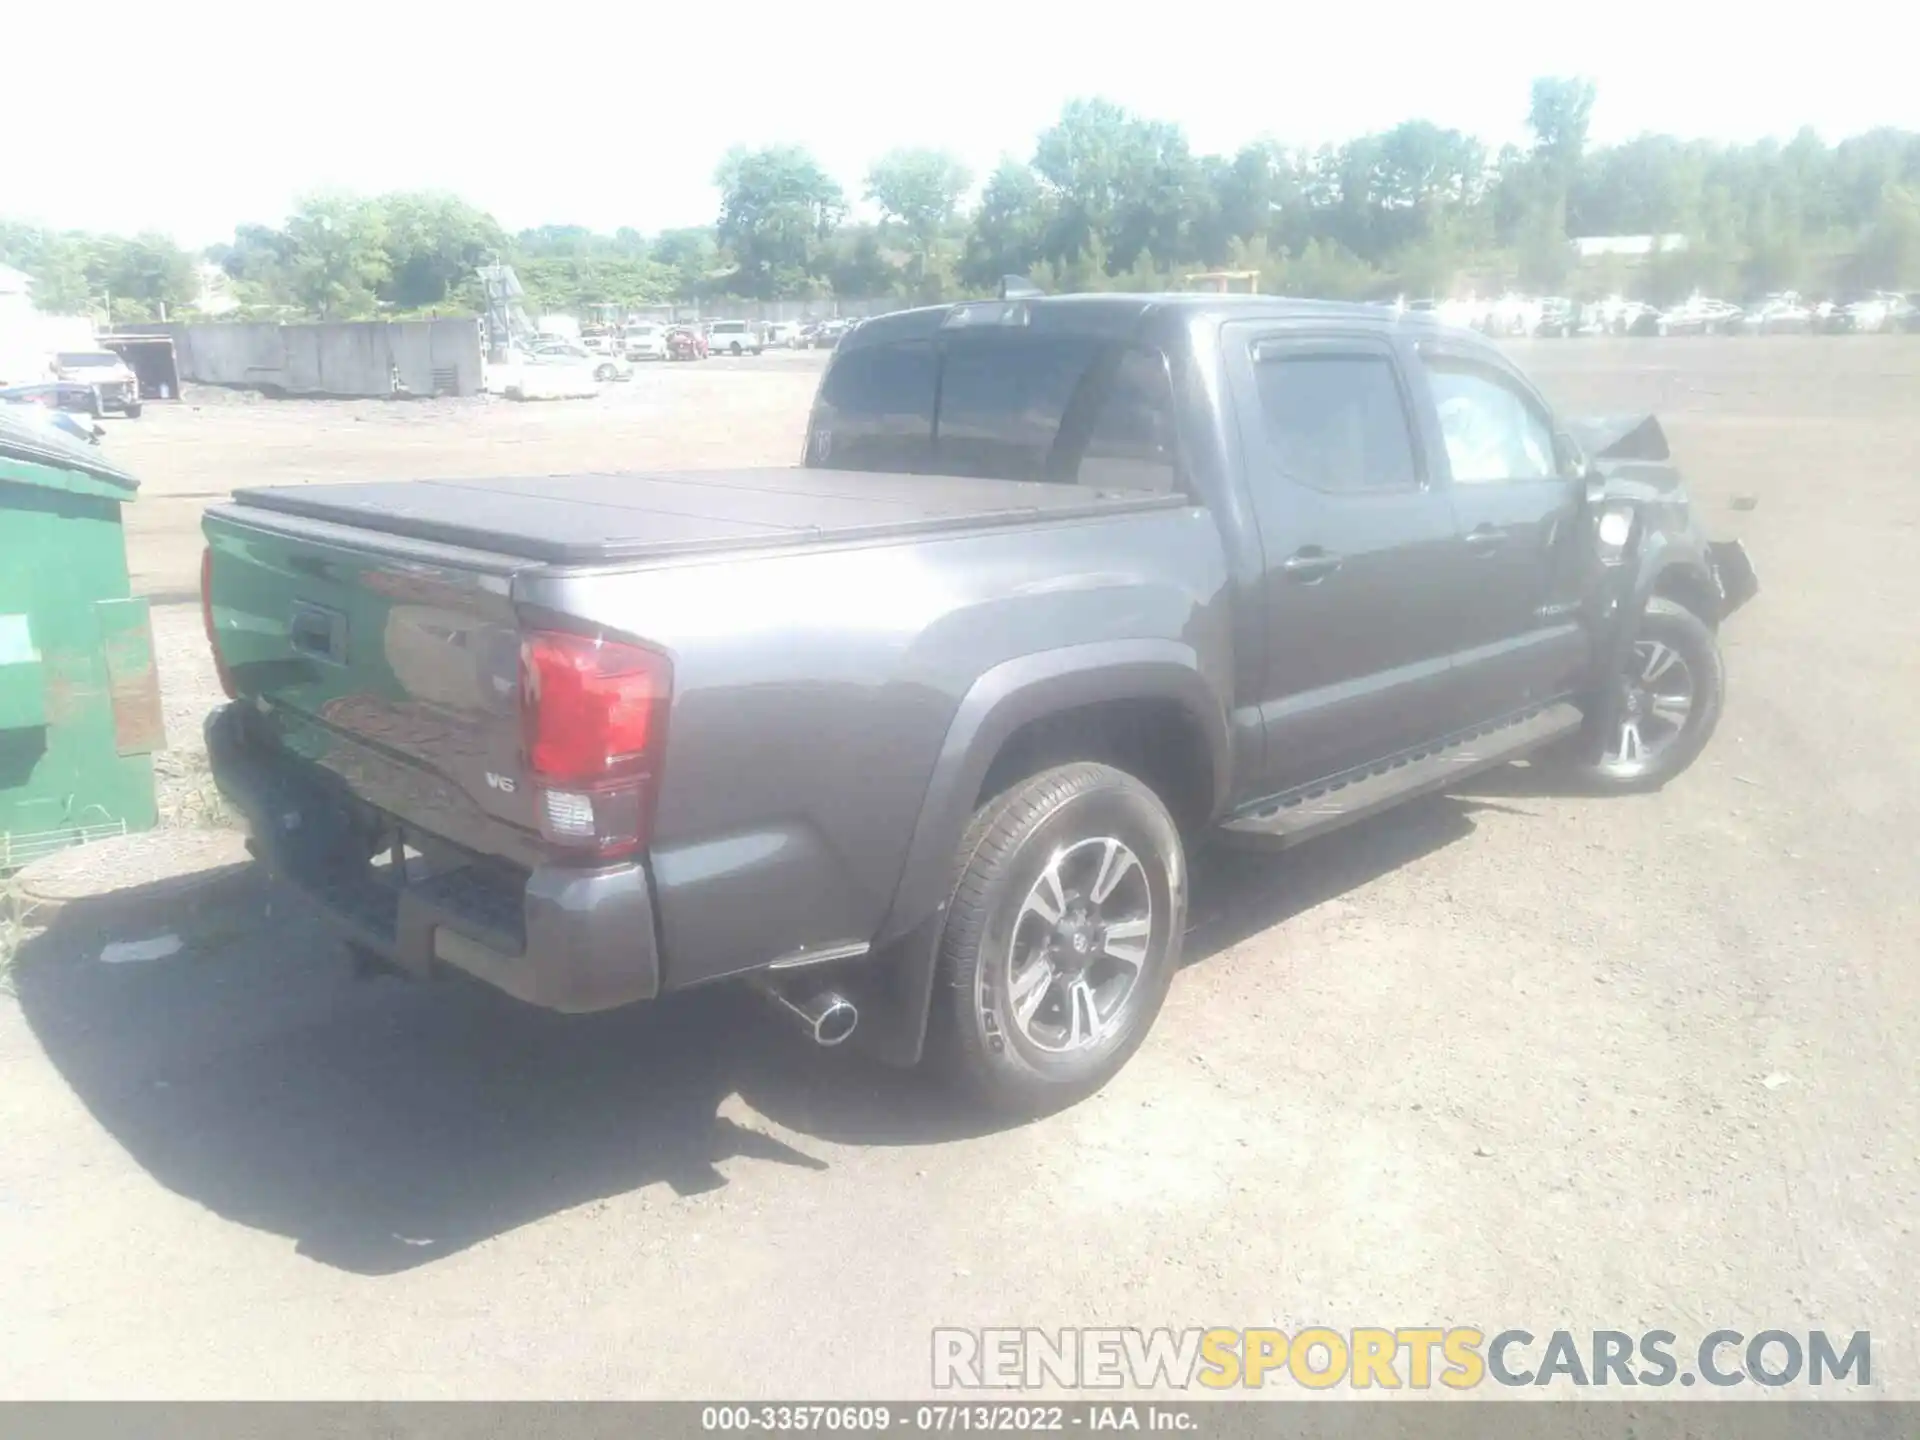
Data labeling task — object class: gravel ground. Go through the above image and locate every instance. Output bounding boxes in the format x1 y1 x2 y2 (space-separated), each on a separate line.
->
0 337 1914 1400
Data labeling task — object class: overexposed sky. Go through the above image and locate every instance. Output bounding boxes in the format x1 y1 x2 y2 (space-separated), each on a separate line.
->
7 0 1916 244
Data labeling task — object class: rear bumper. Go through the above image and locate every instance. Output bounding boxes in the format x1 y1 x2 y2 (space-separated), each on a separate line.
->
205 703 660 1012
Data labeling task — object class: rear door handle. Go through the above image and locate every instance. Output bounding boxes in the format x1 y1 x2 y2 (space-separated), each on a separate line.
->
1281 547 1343 582
1463 525 1506 555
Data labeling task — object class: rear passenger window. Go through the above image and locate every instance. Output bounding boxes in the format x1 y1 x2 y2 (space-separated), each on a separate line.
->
1080 348 1178 492
935 334 1100 483
1254 354 1420 493
809 341 937 472
810 334 1178 491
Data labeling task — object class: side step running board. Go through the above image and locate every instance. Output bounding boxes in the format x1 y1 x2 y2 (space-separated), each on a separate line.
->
1221 702 1584 846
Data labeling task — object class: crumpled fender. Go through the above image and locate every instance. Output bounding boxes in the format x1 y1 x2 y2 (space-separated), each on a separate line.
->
1566 412 1671 463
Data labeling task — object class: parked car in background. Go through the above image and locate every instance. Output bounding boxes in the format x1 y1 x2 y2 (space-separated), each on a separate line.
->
0 384 106 444
1619 304 1665 336
706 320 764 356
1735 293 1814 334
1829 292 1912 333
809 319 853 349
1658 297 1743 335
1535 298 1609 337
764 322 800 348
623 324 670 361
533 339 631 383
49 350 142 417
1480 294 1544 337
665 325 708 361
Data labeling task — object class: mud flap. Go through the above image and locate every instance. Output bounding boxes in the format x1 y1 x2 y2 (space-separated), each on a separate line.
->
840 908 947 1068
1707 539 1759 616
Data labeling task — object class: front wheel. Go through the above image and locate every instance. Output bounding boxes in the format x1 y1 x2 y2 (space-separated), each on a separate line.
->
125 401 143 418
594 363 616 382
932 763 1187 1114
1569 597 1726 792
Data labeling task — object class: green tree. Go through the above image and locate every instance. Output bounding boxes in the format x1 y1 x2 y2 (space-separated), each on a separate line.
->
1371 121 1485 252
97 232 198 320
961 159 1051 289
1852 182 1920 288
1191 142 1297 266
1276 238 1379 299
1529 76 1597 184
1516 199 1573 291
1105 118 1198 272
714 146 846 298
652 227 723 297
1032 98 1136 265
8 231 94 313
379 192 505 309
284 195 390 319
866 147 972 287
821 224 894 298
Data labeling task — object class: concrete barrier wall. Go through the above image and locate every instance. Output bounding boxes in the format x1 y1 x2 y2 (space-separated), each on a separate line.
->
428 319 484 396
388 324 434 396
387 319 483 397
163 323 286 387
126 320 483 397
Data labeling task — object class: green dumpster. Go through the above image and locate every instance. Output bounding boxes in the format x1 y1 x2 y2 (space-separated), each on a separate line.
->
0 410 162 870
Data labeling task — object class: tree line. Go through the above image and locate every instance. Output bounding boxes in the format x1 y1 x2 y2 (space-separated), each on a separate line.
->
5 79 1918 324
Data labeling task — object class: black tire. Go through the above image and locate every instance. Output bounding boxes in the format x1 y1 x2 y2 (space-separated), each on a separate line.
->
1568 596 1726 793
594 364 616 382
729 342 743 356
931 762 1187 1114
125 401 143 419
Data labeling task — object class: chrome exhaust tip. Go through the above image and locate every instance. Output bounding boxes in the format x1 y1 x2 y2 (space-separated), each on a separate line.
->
754 978 859 1047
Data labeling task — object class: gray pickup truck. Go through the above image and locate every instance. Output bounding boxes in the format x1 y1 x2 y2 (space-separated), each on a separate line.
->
201 294 1756 1111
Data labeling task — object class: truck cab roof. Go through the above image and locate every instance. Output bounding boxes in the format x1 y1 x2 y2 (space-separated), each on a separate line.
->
842 292 1493 354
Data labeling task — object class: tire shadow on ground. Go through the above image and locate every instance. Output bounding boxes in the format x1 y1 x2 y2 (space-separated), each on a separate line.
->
9 786 1520 1276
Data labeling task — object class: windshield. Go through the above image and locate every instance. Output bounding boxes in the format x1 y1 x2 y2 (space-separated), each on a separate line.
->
56 352 123 368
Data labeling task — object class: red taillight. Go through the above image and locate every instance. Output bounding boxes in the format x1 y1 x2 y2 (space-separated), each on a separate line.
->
200 546 238 699
519 630 671 860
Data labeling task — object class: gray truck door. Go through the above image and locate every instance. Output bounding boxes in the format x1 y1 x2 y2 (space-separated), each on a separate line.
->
1408 342 1593 727
1222 324 1467 798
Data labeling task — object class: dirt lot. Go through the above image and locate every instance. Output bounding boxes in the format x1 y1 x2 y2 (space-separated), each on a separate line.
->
1 339 1916 1399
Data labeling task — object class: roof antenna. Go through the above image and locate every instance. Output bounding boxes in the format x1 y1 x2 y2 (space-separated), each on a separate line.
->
999 275 1044 300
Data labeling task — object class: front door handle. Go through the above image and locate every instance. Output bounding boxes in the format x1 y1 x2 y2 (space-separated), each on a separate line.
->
1281 546 1343 583
1463 524 1506 555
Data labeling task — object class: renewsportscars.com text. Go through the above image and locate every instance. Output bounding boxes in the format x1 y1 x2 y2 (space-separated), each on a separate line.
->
932 1327 1872 1391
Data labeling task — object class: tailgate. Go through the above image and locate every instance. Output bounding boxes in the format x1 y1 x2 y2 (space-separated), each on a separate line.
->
204 507 543 859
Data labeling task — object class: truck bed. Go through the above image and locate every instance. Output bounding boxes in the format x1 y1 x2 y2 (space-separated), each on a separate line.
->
228 468 1184 565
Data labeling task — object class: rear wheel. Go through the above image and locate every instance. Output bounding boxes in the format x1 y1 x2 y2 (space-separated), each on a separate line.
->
1569 597 1725 792
729 341 743 356
125 401 143 419
932 763 1186 1114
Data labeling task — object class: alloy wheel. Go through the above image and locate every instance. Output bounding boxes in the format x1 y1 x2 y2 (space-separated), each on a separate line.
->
1601 638 1695 776
1002 837 1153 1054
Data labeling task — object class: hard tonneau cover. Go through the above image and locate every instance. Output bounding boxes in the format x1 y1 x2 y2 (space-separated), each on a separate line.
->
227 468 1184 566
